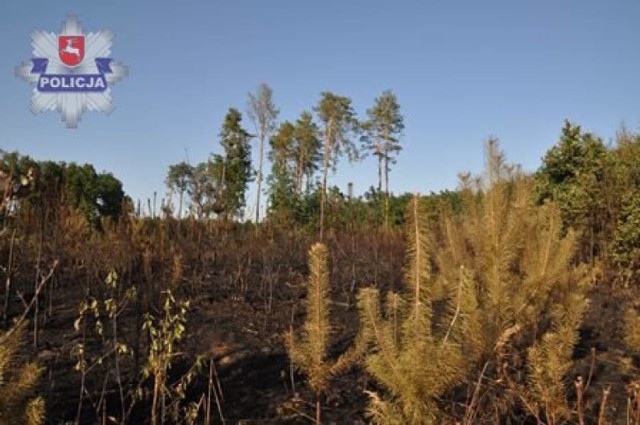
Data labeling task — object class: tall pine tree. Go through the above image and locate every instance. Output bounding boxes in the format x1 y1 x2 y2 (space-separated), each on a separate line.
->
247 83 279 223
315 92 359 239
215 108 253 220
293 111 322 193
268 121 297 220
364 90 404 227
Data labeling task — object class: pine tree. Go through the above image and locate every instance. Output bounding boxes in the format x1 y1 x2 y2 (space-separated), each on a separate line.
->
215 108 253 220
357 195 469 424
268 121 298 220
363 90 404 227
434 140 590 420
0 322 45 425
358 141 591 423
315 93 359 239
292 111 322 193
285 243 368 424
525 289 589 424
247 83 279 223
535 120 613 262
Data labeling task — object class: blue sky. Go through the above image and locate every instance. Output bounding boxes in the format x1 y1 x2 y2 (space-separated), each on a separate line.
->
1 1 639 216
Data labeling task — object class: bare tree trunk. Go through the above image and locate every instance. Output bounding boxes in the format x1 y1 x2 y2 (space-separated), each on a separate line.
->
3 229 16 327
297 154 304 194
376 149 383 225
34 226 44 348
377 160 382 195
255 130 265 224
219 162 227 221
315 394 321 425
151 373 161 425
320 127 332 241
384 152 390 229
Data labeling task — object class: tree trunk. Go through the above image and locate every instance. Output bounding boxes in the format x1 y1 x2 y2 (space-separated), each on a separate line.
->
315 394 321 425
220 162 227 221
297 153 304 194
377 150 383 194
3 229 15 327
255 129 265 224
151 373 161 425
320 125 332 241
384 153 390 228
377 149 383 226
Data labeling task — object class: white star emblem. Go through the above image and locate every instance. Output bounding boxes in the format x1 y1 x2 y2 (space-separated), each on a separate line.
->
16 16 128 128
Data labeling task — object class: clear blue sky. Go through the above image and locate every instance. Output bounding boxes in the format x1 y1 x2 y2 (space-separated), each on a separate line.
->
1 1 639 215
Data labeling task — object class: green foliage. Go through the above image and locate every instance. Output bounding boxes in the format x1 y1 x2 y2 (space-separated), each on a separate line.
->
315 92 360 171
0 151 125 227
267 121 298 220
363 90 404 181
315 92 360 238
174 109 254 221
65 164 126 225
165 162 193 218
189 161 218 219
267 113 323 222
535 120 614 261
143 290 202 425
143 290 190 384
0 322 45 425
293 111 322 193
363 90 404 226
612 193 640 282
72 270 136 423
611 131 640 283
215 108 254 219
534 122 640 285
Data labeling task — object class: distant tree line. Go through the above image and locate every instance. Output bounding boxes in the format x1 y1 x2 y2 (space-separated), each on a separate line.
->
0 151 125 228
165 85 405 237
7 96 640 284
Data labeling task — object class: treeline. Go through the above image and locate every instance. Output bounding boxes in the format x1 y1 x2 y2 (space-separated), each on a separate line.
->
535 121 640 283
164 85 404 237
0 151 125 228
6 114 640 285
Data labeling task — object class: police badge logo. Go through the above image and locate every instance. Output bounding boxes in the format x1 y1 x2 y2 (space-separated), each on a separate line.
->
16 16 128 128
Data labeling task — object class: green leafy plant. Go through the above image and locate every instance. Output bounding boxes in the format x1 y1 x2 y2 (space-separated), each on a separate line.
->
72 269 136 423
143 289 203 425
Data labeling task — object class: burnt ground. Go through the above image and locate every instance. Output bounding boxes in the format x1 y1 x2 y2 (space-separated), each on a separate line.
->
25 263 377 424
9 245 640 424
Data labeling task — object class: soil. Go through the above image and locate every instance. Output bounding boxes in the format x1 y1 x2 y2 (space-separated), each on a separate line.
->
8 235 640 425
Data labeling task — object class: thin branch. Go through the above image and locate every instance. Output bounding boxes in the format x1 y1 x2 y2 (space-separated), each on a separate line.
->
0 259 57 345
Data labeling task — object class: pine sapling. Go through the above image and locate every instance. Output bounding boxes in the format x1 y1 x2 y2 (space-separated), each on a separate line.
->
285 243 367 424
